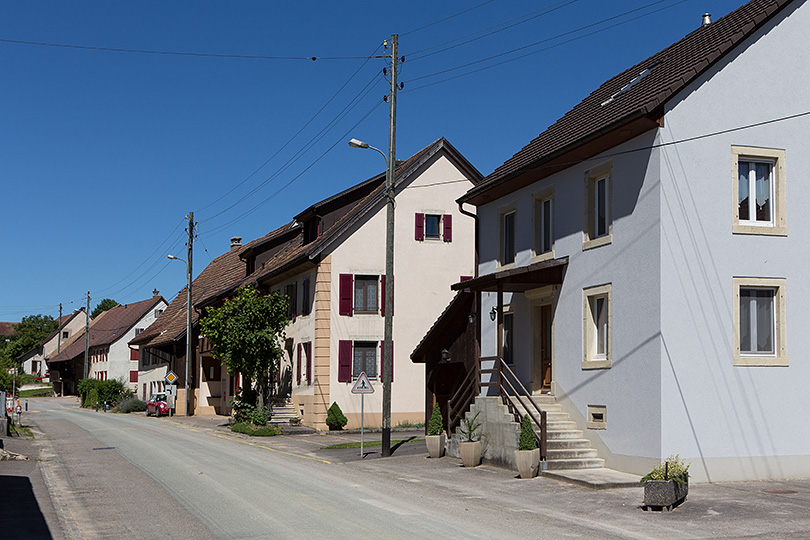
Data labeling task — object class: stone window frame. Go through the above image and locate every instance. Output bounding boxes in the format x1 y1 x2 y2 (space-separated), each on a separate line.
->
733 277 787 366
731 146 787 236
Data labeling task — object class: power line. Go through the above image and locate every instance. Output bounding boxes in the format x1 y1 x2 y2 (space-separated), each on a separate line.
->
401 0 498 37
0 38 378 61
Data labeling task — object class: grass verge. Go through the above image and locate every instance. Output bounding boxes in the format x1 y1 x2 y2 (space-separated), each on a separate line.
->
323 438 424 450
231 422 282 437
18 388 51 398
10 424 33 438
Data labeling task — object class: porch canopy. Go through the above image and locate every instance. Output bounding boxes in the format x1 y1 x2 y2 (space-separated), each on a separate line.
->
450 257 568 293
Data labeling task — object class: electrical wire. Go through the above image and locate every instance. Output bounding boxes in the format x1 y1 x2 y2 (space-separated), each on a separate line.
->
401 0 498 37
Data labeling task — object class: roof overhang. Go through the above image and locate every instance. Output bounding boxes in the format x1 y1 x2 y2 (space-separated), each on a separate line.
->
451 257 568 293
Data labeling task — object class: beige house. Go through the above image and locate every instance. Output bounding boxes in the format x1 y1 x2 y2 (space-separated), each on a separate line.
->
18 309 88 377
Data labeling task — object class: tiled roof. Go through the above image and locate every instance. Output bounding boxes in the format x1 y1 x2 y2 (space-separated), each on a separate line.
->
130 246 245 348
49 296 165 363
0 322 17 336
463 0 793 204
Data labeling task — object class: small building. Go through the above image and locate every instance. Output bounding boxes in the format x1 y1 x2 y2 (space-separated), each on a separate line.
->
17 309 87 377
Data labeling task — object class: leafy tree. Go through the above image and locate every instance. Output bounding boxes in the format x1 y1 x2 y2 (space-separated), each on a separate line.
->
91 298 119 319
7 314 58 361
199 287 288 411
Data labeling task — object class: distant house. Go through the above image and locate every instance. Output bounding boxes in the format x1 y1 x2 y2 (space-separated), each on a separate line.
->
18 309 88 377
421 0 810 481
0 321 17 340
48 294 167 395
208 138 481 429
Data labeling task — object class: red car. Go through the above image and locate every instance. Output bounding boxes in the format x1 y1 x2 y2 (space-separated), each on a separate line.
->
146 393 169 417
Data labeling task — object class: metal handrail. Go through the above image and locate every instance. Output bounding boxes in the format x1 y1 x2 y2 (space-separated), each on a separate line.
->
499 359 547 460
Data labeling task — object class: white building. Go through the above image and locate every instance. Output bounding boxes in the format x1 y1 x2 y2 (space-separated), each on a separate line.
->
18 309 87 376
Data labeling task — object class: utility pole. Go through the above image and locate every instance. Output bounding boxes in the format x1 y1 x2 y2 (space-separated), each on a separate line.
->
381 33 398 457
57 303 62 354
84 292 90 380
185 212 194 416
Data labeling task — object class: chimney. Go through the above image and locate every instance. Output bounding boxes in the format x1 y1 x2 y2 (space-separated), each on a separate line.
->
702 13 711 27
153 288 160 298
230 236 242 250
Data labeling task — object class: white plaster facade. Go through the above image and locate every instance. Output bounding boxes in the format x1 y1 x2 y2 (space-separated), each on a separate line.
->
21 310 87 376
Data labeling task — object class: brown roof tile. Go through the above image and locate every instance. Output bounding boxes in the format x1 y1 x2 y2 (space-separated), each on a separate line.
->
0 321 17 336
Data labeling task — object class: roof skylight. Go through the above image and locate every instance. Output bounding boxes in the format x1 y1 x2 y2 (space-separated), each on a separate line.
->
601 60 662 106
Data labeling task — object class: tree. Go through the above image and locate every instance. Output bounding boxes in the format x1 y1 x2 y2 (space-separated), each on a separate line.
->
7 314 58 361
91 298 119 319
199 287 288 411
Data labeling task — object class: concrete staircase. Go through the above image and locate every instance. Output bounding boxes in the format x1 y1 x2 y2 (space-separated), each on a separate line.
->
510 394 604 471
269 400 299 424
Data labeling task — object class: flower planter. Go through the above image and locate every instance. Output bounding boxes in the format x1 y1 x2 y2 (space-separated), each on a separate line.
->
515 448 540 479
425 433 446 458
459 440 482 467
643 478 688 510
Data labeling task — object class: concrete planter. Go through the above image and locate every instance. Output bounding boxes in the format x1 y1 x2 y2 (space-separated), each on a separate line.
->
460 440 482 467
514 448 540 479
643 478 688 510
425 433 446 458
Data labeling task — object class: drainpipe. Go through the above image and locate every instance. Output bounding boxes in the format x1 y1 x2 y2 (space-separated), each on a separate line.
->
457 202 478 277
458 201 482 395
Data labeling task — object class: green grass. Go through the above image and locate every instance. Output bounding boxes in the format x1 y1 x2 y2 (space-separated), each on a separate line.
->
18 388 52 398
231 422 282 437
323 438 424 450
395 420 425 429
10 424 33 438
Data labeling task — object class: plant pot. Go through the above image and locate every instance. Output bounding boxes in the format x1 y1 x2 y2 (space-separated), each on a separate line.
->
643 478 688 510
515 448 540 479
459 440 482 467
426 433 446 458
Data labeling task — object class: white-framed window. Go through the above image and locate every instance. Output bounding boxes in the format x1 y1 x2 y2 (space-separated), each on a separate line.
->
732 146 786 236
424 214 441 240
583 163 612 250
353 341 378 379
500 210 516 266
733 277 787 366
533 188 554 260
583 284 612 369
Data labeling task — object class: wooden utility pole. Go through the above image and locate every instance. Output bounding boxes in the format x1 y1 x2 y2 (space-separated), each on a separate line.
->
185 212 194 416
57 303 62 354
84 292 90 380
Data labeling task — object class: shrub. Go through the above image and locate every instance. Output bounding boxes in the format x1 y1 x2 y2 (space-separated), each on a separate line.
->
326 402 347 430
428 403 443 436
231 422 281 436
117 397 147 413
641 455 690 483
87 388 100 410
78 378 128 408
518 415 538 451
232 400 269 426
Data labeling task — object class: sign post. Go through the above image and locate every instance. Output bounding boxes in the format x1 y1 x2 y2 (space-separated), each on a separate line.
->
351 372 374 457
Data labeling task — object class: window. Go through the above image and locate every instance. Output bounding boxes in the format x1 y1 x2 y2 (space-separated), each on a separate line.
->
503 312 514 365
284 282 297 319
354 276 378 313
534 189 554 259
135 328 144 336
415 213 452 242
733 277 787 366
353 341 377 379
583 163 612 249
732 146 786 235
500 210 516 266
583 284 612 369
155 309 164 318
301 277 311 316
425 214 441 239
62 331 69 339
587 405 607 430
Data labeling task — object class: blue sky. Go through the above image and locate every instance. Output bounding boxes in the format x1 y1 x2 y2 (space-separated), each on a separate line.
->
1 0 746 320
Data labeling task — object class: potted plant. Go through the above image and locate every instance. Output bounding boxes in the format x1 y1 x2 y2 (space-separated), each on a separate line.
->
458 411 483 467
641 455 690 510
425 403 445 458
515 415 540 478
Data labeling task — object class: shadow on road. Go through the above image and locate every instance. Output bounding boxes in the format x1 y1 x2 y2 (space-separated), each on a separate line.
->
0 475 53 539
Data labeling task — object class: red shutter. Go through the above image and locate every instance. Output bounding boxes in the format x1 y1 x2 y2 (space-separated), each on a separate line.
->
460 275 473 282
129 370 138 383
443 214 452 242
130 348 139 362
380 340 393 382
381 275 393 317
339 274 354 316
291 281 298 319
305 342 312 382
296 343 302 384
302 278 311 316
415 213 425 241
338 340 352 382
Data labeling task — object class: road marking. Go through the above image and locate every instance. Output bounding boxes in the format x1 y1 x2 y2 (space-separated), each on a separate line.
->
209 432 332 464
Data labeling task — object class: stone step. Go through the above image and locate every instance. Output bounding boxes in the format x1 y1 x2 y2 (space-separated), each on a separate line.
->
546 438 592 450
547 447 599 460
546 420 578 431
544 429 584 440
545 457 606 470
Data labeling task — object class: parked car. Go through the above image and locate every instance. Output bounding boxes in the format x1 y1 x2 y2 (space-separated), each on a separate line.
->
146 393 169 417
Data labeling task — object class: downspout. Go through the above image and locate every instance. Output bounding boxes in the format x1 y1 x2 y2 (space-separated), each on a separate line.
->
457 202 478 277
458 201 482 396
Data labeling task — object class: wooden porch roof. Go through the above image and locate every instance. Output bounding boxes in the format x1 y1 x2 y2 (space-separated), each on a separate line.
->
450 257 568 293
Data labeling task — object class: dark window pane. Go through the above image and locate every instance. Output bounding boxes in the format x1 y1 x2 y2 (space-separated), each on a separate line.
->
354 277 378 312
755 162 771 222
353 342 377 378
738 162 750 221
542 199 552 253
503 212 515 264
596 178 607 237
425 214 440 239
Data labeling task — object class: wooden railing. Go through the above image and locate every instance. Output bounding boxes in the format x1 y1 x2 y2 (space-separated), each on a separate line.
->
447 365 478 434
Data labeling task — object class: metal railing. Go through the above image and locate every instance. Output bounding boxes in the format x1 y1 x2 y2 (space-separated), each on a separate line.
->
499 359 547 460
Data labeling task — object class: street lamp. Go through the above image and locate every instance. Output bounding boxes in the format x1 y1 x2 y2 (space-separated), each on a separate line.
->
168 254 192 416
349 136 395 457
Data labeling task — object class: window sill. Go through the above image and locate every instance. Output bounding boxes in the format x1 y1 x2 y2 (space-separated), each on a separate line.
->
732 224 787 236
582 234 612 251
354 310 379 315
530 250 555 264
734 355 788 367
582 359 611 370
497 261 517 271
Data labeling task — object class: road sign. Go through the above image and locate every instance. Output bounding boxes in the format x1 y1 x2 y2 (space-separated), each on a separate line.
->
351 372 374 394
165 371 178 385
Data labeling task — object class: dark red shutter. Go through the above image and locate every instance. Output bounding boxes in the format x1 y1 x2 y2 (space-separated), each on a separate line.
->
296 343 302 384
129 370 138 383
339 274 354 316
381 275 393 317
338 340 352 382
443 214 453 242
380 340 393 382
291 282 298 319
415 213 425 241
305 342 312 382
460 275 473 282
302 278 311 316
130 348 139 361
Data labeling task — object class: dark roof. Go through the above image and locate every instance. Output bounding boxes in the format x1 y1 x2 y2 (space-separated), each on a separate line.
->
462 0 793 205
451 258 568 293
49 296 165 363
0 322 17 336
130 246 245 348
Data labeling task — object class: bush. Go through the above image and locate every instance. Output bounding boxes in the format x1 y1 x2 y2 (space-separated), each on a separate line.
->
326 402 347 430
231 422 281 436
518 415 538 451
117 397 146 413
78 378 128 409
87 388 100 410
232 400 269 426
641 455 690 483
428 403 443 436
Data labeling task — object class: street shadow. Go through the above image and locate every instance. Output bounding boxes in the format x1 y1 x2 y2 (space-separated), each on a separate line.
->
390 436 417 454
0 475 53 539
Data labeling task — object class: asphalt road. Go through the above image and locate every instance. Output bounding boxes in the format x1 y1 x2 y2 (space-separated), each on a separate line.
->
13 397 810 539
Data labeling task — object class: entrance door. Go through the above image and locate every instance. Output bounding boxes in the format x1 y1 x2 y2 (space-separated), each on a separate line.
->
531 304 553 393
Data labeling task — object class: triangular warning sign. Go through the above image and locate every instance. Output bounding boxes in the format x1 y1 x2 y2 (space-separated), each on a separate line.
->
351 371 375 394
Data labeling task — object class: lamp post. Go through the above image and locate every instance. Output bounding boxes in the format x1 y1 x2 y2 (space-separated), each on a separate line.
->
168 253 192 416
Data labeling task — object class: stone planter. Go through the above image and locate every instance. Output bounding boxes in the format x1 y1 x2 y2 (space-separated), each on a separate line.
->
643 478 688 510
459 440 482 467
425 433 446 458
514 448 540 479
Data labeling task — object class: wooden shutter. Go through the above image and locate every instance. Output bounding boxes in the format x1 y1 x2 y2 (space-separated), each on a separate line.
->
296 343 302 384
460 275 473 282
305 342 312 382
302 278 311 316
338 340 352 382
443 214 452 242
339 274 354 316
381 275 393 317
291 281 298 319
380 340 393 382
415 213 425 241
130 348 139 362
129 370 138 383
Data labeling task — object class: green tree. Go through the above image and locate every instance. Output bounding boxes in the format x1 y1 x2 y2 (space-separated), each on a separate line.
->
91 298 119 319
199 287 288 411
7 314 58 361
